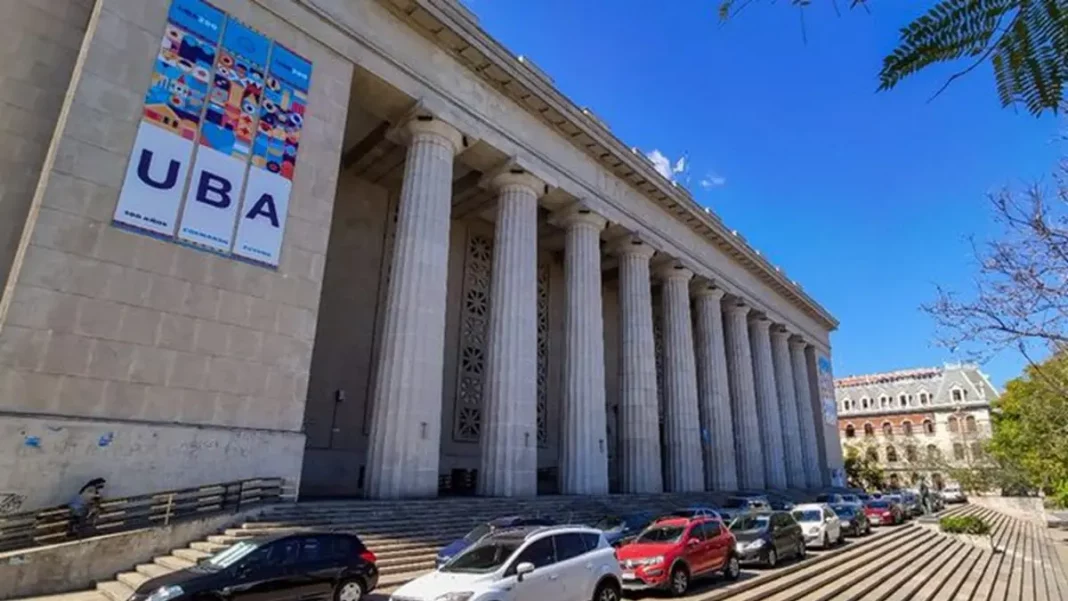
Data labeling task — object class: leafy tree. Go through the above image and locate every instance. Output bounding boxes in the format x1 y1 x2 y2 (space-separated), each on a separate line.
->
718 0 1068 116
984 352 1068 500
844 444 886 489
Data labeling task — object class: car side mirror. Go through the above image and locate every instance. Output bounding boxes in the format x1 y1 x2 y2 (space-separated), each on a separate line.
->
687 537 700 546
516 562 535 582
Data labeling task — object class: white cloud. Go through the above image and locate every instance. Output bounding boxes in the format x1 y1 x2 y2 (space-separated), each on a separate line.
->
645 149 688 181
699 174 727 189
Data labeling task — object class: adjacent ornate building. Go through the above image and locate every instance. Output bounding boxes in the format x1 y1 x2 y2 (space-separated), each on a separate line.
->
835 364 997 488
0 0 843 507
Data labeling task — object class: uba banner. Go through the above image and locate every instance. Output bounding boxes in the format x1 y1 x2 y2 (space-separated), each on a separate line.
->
818 355 837 426
112 0 313 268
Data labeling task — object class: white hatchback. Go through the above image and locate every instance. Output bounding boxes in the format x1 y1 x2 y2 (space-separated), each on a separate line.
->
791 503 844 548
390 525 622 601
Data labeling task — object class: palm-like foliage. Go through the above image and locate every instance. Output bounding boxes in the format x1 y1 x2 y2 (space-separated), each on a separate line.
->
719 0 1068 117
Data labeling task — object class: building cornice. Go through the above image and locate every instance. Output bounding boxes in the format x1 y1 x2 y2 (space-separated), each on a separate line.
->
375 0 837 330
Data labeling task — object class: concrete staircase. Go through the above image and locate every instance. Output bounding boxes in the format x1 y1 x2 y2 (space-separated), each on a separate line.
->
20 490 814 601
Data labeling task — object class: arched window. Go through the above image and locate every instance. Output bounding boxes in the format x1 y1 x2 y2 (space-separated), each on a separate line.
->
970 442 984 459
862 398 870 410
886 446 899 463
965 415 977 433
864 423 875 437
923 419 935 434
906 445 918 462
951 388 964 402
919 392 929 406
880 395 889 408
927 444 941 461
901 421 913 436
882 422 893 436
899 394 908 407
844 424 856 438
866 447 879 462
948 416 959 433
953 443 966 461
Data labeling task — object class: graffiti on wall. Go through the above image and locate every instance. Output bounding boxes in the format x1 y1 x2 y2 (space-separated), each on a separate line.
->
112 0 314 268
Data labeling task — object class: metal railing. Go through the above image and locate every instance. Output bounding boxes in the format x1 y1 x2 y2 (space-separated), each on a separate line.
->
0 477 288 553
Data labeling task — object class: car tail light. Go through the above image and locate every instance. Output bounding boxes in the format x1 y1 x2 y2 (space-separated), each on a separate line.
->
359 549 377 564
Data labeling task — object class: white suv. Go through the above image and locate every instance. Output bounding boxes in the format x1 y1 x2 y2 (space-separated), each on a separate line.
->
791 503 844 548
390 525 622 601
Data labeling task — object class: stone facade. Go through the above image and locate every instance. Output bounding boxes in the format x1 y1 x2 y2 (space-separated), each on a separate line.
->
0 0 841 507
835 364 997 487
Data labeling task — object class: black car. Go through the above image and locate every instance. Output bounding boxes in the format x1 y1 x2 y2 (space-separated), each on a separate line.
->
728 511 805 568
130 533 378 601
718 496 770 522
830 503 871 537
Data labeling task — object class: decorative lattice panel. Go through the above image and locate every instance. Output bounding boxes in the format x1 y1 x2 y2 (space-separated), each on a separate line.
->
453 234 492 442
536 262 550 447
653 297 665 424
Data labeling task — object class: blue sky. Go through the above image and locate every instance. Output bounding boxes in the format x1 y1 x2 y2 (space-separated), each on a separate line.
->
468 0 1062 387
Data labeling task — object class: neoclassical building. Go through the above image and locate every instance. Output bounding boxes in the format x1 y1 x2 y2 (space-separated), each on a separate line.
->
835 364 996 488
0 0 841 507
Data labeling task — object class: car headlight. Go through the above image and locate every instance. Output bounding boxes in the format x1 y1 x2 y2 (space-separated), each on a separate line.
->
637 555 664 566
808 527 820 535
841 520 851 527
434 593 474 601
147 586 183 601
743 539 765 549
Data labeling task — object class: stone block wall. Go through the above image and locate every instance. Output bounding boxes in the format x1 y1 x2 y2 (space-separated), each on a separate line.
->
0 0 352 509
0 0 94 294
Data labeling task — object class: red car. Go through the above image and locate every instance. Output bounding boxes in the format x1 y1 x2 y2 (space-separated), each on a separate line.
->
616 516 740 596
864 499 904 526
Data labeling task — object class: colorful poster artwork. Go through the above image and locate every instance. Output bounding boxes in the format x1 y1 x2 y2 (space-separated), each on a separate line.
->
818 355 837 426
199 19 270 158
142 0 224 140
251 44 312 180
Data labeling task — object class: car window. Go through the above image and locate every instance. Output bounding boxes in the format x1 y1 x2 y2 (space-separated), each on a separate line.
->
704 521 723 538
688 523 708 541
636 524 685 543
553 533 588 562
792 510 823 523
579 533 601 552
510 536 556 572
729 515 769 531
297 537 324 562
264 539 301 567
443 540 521 574
328 535 363 560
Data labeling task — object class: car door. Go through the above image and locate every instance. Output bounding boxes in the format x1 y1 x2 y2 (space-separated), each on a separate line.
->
227 538 306 601
508 536 565 601
292 536 345 601
702 521 730 571
684 522 714 575
551 533 594 601
823 508 840 539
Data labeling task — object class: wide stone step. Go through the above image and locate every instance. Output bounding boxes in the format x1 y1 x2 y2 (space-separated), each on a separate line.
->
171 548 210 562
153 555 194 571
115 571 149 591
95 581 133 601
135 563 173 579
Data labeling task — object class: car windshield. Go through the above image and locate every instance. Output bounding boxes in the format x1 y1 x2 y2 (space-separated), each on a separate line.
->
636 525 686 543
832 506 855 517
867 501 890 509
729 515 770 532
594 516 624 529
792 510 823 523
463 524 493 543
440 540 520 573
841 495 859 503
205 541 260 569
723 497 749 508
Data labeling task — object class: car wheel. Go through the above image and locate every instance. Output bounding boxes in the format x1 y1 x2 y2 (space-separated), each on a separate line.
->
334 578 364 601
723 555 741 580
669 565 690 596
766 548 778 568
822 533 830 548
593 580 621 601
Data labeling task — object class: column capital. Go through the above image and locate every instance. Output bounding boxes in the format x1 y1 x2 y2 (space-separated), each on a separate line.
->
690 279 725 300
653 262 693 282
725 300 751 317
609 235 657 260
549 202 607 230
748 315 773 331
387 104 467 154
788 335 809 350
770 325 792 342
490 168 546 196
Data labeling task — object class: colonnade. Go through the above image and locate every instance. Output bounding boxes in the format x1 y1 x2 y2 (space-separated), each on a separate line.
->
364 115 828 498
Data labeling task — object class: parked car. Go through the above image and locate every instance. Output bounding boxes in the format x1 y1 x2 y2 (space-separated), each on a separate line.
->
830 504 871 537
856 492 872 503
616 516 740 595
129 533 378 601
900 491 923 517
791 503 844 548
815 492 846 505
942 485 968 504
728 511 805 568
718 496 770 522
396 525 621 601
753 491 796 511
839 493 862 506
930 491 946 512
884 495 909 519
436 515 555 567
592 511 657 547
664 505 722 521
864 499 905 526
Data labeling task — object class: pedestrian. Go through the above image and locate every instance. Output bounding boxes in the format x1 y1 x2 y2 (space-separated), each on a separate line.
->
68 478 106 538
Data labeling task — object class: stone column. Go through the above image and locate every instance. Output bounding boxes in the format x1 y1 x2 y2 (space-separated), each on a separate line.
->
790 337 823 488
554 205 609 495
612 238 663 493
365 116 464 499
771 327 806 489
478 170 543 497
691 282 738 492
750 317 787 489
655 263 704 492
724 301 764 490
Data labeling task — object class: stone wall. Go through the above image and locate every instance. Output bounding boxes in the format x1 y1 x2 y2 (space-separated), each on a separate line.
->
0 0 94 293
0 0 352 508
